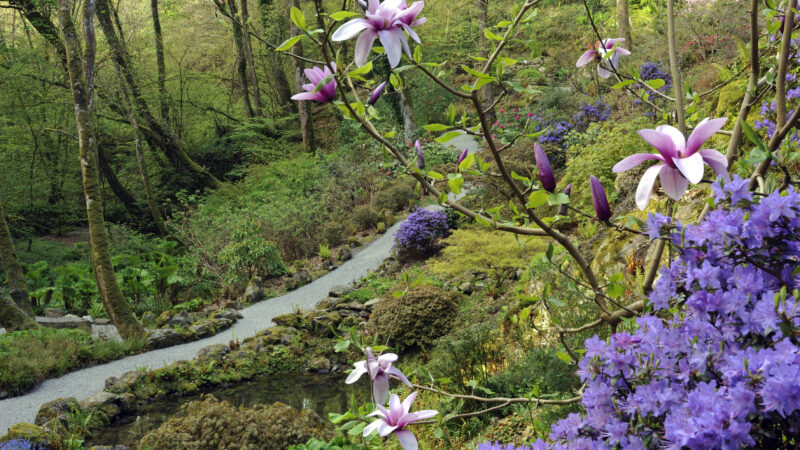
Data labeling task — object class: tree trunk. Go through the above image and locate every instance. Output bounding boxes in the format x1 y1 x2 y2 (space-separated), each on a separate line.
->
240 0 262 116
0 200 32 316
57 0 144 339
0 294 37 331
151 0 169 121
476 0 495 124
95 0 222 189
290 0 314 152
10 0 68 71
258 0 295 111
399 89 416 140
97 144 144 218
617 0 632 50
227 0 255 118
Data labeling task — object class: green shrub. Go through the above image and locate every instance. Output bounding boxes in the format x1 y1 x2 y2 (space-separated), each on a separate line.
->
371 178 416 213
419 141 458 167
427 322 505 388
136 395 333 450
220 216 286 280
350 205 380 231
369 285 460 352
319 222 349 247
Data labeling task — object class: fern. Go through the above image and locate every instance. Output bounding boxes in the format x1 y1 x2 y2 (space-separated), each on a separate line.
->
735 36 751 66
713 63 735 83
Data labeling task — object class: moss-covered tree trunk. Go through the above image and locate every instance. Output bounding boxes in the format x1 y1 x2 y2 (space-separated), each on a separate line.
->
617 0 632 50
0 294 37 331
0 200 33 316
240 0 263 117
151 0 169 121
227 0 255 118
290 0 314 152
57 0 144 339
259 0 295 112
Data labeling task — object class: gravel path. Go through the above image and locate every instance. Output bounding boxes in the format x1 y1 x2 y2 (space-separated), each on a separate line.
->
0 133 481 434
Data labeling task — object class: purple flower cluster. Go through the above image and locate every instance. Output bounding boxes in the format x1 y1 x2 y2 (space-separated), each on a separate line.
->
0 440 40 450
492 105 612 151
477 442 540 450
543 184 800 449
394 209 450 254
572 100 612 131
755 74 800 145
633 61 672 115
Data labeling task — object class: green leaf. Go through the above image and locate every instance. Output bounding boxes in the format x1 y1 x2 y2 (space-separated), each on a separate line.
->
349 61 373 77
547 193 570 205
607 284 624 298
290 7 306 30
496 20 513 27
527 190 548 208
483 29 504 41
313 74 334 93
460 65 492 79
741 121 768 151
511 171 531 184
459 153 475 171
427 171 445 180
423 123 451 132
435 131 462 143
645 79 666 90
556 352 572 363
329 11 359 21
413 45 421 63
276 35 302 52
609 272 625 283
348 422 367 436
448 176 464 194
611 79 634 89
334 339 350 353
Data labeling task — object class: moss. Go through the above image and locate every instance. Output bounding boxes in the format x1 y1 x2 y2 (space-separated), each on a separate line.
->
715 79 748 117
0 423 60 447
370 285 460 352
136 395 333 450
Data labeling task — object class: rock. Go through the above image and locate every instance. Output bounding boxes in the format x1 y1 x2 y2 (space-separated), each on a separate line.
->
44 309 64 318
146 328 181 349
155 310 175 328
307 356 331 373
92 323 123 342
168 311 192 328
328 285 354 298
212 309 242 321
272 312 305 328
338 301 368 312
381 258 401 275
140 311 157 326
458 282 474 295
315 297 336 310
293 270 312 287
197 344 230 361
105 370 146 394
322 261 336 271
94 318 112 325
0 327 6 335
35 397 80 429
88 446 131 450
311 312 342 335
243 275 266 304
189 319 218 338
364 298 383 308
79 392 126 420
0 423 59 447
339 246 353 262
36 314 91 333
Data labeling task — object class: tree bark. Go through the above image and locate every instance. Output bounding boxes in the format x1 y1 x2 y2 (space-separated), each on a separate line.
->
9 0 68 71
0 294 37 331
240 0 262 116
290 0 314 152
399 89 417 141
0 200 32 316
150 0 169 121
95 0 222 188
97 144 144 217
476 0 496 124
258 0 295 111
57 0 144 339
617 0 632 50
227 0 255 118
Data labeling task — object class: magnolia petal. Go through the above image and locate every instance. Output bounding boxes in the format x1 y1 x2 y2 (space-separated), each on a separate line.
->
636 164 664 210
615 46 631 56
590 175 611 221
367 0 380 13
412 409 439 421
378 353 399 364
686 117 727 155
290 91 322 101
389 366 412 388
388 394 404 422
373 374 390 405
331 18 370 42
382 0 404 10
673 153 705 184
411 17 427 26
377 422 399 437
354 30 378 67
603 37 625 48
402 23 421 44
363 419 383 437
576 50 596 67
699 149 730 180
659 166 690 201
638 129 678 160
613 153 663 173
345 361 368 384
597 65 613 79
379 28 404 68
394 429 419 450
303 68 320 85
401 391 418 413
655 125 686 154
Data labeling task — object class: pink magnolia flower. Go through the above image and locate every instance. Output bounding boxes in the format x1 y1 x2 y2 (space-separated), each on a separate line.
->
590 175 611 221
345 347 412 404
534 143 556 192
576 38 631 79
613 118 729 210
291 63 337 102
363 392 438 450
368 81 387 105
415 140 425 169
331 0 425 68
457 148 469 166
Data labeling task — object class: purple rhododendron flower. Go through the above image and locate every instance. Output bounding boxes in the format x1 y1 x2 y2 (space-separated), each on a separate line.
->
534 143 556 192
576 38 631 79
0 439 40 450
613 117 728 210
345 347 411 404
363 392 438 450
394 209 450 254
291 63 337 103
331 0 426 68
590 175 611 221
368 81 387 105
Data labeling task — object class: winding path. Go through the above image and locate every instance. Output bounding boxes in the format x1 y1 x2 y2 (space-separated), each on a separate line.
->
0 133 481 434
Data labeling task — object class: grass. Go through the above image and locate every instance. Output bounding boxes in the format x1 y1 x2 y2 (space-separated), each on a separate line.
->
0 328 146 398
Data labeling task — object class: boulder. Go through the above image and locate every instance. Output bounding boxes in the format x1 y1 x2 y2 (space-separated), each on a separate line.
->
0 423 59 447
105 370 146 394
92 323 122 342
364 298 383 308
35 397 80 429
139 311 157 326
155 310 175 328
458 282 474 295
211 309 242 321
328 285 354 298
307 356 331 373
243 275 266 304
94 318 112 325
79 392 127 421
44 309 64 318
197 344 230 361
292 271 312 287
36 314 91 334
168 311 192 328
189 321 214 338
146 328 182 349
338 246 353 262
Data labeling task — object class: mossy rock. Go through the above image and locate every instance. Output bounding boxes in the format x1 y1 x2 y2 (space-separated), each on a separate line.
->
272 312 307 329
34 397 80 430
0 423 60 447
136 395 333 450
370 285 460 352
155 310 176 328
715 79 748 117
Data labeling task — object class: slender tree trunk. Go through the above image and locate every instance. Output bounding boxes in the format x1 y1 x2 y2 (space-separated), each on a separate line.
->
399 89 417 141
476 0 495 124
259 0 295 111
97 144 144 217
0 294 37 331
617 0 632 50
291 0 314 151
151 0 169 121
95 0 222 188
132 121 167 236
240 0 262 116
227 0 255 118
57 0 144 339
0 200 32 316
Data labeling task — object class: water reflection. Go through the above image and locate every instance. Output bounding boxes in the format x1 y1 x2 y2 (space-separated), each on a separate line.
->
88 373 364 447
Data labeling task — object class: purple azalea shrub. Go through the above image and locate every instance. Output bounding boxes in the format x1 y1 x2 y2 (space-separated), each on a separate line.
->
477 442 538 450
634 61 673 115
755 74 800 146
572 100 612 131
394 209 450 255
0 440 40 450
542 182 800 449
